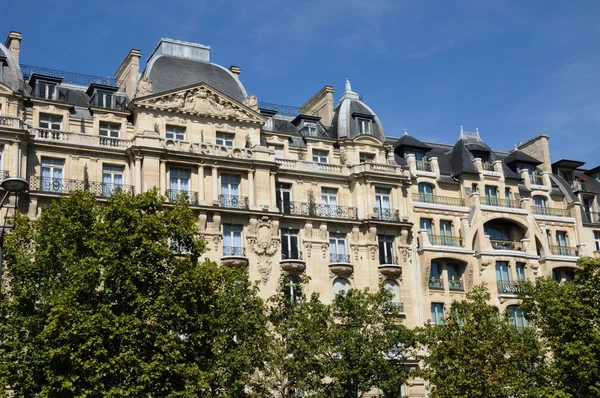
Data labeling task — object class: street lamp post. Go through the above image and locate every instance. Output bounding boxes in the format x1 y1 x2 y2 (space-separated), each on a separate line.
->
0 177 29 287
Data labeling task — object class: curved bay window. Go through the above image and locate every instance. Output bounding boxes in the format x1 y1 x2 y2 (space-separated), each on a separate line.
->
484 220 526 251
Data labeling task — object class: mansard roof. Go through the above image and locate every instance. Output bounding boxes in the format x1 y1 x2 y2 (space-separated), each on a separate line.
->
503 148 542 166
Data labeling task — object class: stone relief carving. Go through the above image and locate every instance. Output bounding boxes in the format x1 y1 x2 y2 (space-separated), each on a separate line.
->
339 150 347 165
137 76 153 97
424 263 431 290
304 242 312 258
321 243 328 258
468 264 474 289
369 245 377 260
244 94 259 111
247 217 279 284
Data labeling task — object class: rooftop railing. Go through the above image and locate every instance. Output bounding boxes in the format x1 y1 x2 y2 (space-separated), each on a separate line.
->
413 193 465 207
21 64 121 87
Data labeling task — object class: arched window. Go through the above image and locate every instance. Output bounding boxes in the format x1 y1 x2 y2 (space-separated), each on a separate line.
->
284 275 302 304
417 183 434 203
507 305 528 330
333 277 350 297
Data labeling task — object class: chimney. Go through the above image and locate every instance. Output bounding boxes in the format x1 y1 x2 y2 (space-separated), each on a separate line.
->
115 48 142 98
518 134 552 173
300 85 335 127
229 65 241 77
5 31 22 63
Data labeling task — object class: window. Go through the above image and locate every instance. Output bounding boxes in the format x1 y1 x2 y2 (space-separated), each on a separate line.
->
517 164 535 173
439 220 453 239
269 144 284 158
558 168 573 183
281 230 300 260
276 182 292 213
447 263 463 291
94 91 114 108
39 113 62 130
312 149 329 163
504 188 511 200
329 233 347 263
471 183 478 193
221 174 240 207
41 158 64 193
420 218 433 236
595 231 600 251
166 125 186 140
429 261 443 289
431 303 444 325
472 151 489 163
102 165 124 197
36 80 57 100
358 118 371 135
507 305 528 330
485 224 510 241
321 187 337 217
171 232 189 255
304 123 317 136
216 132 234 147
99 122 120 138
404 149 424 160
284 275 302 304
169 169 190 201
378 235 395 264
484 185 498 205
359 152 375 163
496 261 512 295
533 195 547 214
384 280 401 309
417 182 434 203
223 225 243 256
516 262 526 281
333 277 350 296
375 187 391 219
555 231 568 255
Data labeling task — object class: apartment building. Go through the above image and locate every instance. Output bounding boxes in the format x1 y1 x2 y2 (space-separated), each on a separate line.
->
1 30 600 397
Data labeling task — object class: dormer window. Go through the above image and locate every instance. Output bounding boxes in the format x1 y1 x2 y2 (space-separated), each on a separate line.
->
29 74 63 101
87 83 122 110
358 118 371 135
305 123 317 136
471 151 489 163
517 164 535 173
404 149 424 161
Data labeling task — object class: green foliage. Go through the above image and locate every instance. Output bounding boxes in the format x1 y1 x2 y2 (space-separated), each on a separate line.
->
322 286 415 398
0 190 268 397
418 285 561 398
520 256 600 397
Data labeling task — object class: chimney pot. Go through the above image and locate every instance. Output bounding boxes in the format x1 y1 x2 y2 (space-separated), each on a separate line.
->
229 65 241 76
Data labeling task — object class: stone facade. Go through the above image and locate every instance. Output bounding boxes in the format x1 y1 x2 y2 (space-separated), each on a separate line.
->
1 31 600 397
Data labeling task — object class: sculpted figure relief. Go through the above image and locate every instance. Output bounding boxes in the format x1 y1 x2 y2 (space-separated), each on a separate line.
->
136 76 153 97
244 94 258 111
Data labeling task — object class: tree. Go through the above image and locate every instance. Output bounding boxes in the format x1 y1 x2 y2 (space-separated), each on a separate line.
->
520 256 600 397
418 285 561 398
0 190 268 397
321 286 415 398
258 275 330 397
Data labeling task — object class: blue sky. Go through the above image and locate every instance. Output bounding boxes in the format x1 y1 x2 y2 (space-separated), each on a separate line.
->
2 0 600 165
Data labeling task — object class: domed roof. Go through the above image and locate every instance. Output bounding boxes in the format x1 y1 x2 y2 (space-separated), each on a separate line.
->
0 42 23 92
141 38 247 103
330 77 385 141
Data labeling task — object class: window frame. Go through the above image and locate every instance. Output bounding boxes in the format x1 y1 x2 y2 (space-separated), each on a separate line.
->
312 149 329 163
216 132 235 147
39 113 62 130
281 229 300 260
358 118 371 135
359 152 376 163
431 303 444 325
99 122 121 138
166 125 186 140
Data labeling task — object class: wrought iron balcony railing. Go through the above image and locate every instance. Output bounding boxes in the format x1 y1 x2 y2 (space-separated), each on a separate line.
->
281 250 303 260
219 194 249 210
416 160 432 172
448 280 464 291
429 235 462 247
482 197 522 208
89 92 129 110
389 302 405 313
549 245 578 256
428 278 444 289
413 193 465 207
532 206 570 217
490 239 524 251
379 254 399 265
165 189 199 205
330 253 351 264
279 201 358 220
374 207 400 222
223 246 246 257
29 176 134 196
529 174 545 185
497 281 523 295
582 210 600 224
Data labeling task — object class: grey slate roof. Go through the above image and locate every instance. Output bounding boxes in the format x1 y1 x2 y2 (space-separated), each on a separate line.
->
144 56 247 103
0 42 23 92
503 149 542 166
330 93 385 141
393 134 432 151
549 174 578 203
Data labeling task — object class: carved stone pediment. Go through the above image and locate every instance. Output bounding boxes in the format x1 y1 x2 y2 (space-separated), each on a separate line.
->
133 83 266 125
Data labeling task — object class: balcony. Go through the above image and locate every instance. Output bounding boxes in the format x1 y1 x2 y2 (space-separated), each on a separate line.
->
482 162 495 172
429 235 462 247
29 176 134 197
532 206 570 217
583 210 600 224
0 116 24 129
413 193 465 207
448 280 464 291
428 278 444 290
33 128 133 149
363 162 403 174
549 245 578 257
276 158 344 175
497 281 523 296
218 194 249 210
329 253 353 276
89 92 129 111
221 246 248 267
280 201 358 220
482 197 522 209
165 189 199 205
379 254 402 278
529 174 545 186
490 239 524 251
389 302 405 314
373 207 400 222
280 250 306 273
416 160 432 172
